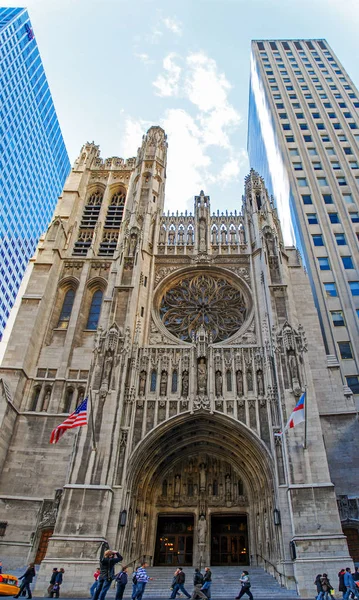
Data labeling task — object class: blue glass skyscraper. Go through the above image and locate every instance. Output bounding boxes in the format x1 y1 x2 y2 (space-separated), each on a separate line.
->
0 7 70 340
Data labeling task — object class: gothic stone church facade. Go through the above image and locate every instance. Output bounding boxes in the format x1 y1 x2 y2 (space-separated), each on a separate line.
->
0 127 357 596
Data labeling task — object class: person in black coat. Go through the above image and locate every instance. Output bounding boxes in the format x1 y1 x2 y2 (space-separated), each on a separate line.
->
47 568 58 597
50 569 64 598
92 550 123 600
14 563 36 599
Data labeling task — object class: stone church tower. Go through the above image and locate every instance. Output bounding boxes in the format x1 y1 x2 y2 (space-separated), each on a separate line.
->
0 127 356 597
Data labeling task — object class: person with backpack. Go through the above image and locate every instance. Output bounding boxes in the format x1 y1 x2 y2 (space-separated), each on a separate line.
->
115 566 128 600
132 567 140 600
50 569 65 598
170 567 191 599
92 550 123 600
338 570 347 598
47 568 58 597
320 574 335 600
190 569 207 600
315 574 323 600
235 570 254 600
201 568 212 599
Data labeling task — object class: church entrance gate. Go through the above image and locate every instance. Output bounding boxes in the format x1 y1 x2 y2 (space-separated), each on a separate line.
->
154 514 194 566
211 515 248 566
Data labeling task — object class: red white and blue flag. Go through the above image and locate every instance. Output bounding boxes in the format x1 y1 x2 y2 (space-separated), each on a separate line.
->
50 398 88 444
277 392 306 435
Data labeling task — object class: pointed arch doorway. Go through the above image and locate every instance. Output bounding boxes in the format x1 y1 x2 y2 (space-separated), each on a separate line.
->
120 412 277 567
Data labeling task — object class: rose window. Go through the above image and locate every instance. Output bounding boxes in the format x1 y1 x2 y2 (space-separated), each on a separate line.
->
159 273 247 342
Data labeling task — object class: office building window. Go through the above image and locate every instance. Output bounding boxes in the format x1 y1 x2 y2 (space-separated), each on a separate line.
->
304 135 312 142
318 257 330 270
312 112 320 119
342 256 354 269
349 282 359 296
286 135 295 142
298 177 310 187
349 161 359 169
337 177 347 186
302 194 312 205
317 123 325 130
307 213 318 224
318 177 328 186
343 193 353 204
349 212 359 223
282 124 291 130
326 147 336 155
338 342 353 360
293 162 303 170
335 233 347 246
349 123 358 129
300 123 309 130
279 113 288 119
308 147 317 155
289 148 299 156
329 213 340 224
296 112 304 119
324 282 338 297
344 147 353 155
333 123 342 129
331 311 345 327
338 135 347 141
331 162 341 170
346 376 359 394
312 234 324 246
313 162 322 170
321 135 330 142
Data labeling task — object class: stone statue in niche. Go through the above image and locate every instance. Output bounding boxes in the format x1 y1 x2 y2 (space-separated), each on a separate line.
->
230 228 236 244
288 350 299 382
221 229 227 244
239 225 245 244
225 474 231 497
211 228 218 245
139 371 146 396
159 227 166 245
160 371 168 396
215 371 223 397
265 234 276 256
168 229 175 245
236 370 243 396
128 234 137 256
197 358 207 395
178 228 184 244
197 514 207 544
198 218 207 252
43 389 51 411
247 369 253 392
187 228 194 245
175 475 181 496
199 463 206 491
101 351 114 391
182 371 189 397
257 370 264 396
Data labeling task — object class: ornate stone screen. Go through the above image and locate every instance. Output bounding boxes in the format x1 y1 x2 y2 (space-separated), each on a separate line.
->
159 273 247 342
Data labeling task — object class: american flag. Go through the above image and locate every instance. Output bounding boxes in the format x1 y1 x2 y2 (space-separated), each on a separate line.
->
50 398 88 444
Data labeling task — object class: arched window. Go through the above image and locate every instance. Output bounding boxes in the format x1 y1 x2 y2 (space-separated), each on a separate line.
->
171 370 178 393
162 480 168 497
86 290 103 330
64 388 74 413
57 289 75 329
213 480 218 496
80 191 103 228
30 385 41 411
226 370 232 392
104 191 126 229
150 370 157 392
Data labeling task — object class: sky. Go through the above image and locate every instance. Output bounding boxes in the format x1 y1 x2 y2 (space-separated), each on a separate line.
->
2 0 359 214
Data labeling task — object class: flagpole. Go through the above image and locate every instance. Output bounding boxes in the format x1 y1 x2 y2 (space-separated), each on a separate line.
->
89 387 97 451
303 386 308 450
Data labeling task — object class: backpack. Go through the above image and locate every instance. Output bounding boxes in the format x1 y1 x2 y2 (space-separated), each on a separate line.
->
132 573 138 584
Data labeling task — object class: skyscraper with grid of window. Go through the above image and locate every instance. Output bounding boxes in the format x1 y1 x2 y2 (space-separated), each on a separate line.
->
0 7 70 340
248 39 359 403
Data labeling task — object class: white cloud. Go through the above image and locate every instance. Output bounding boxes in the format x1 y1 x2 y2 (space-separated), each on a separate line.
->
162 16 182 36
134 52 154 66
153 53 182 97
119 117 149 158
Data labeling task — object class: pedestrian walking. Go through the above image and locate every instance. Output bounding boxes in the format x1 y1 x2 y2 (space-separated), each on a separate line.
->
92 550 123 600
47 568 58 597
339 570 347 598
170 569 180 598
353 569 359 583
50 569 65 599
134 561 152 600
320 574 334 600
90 568 101 598
170 568 191 599
315 574 323 600
132 567 140 600
344 568 358 600
190 569 207 600
201 568 212 599
235 570 254 600
115 567 128 600
14 563 36 599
